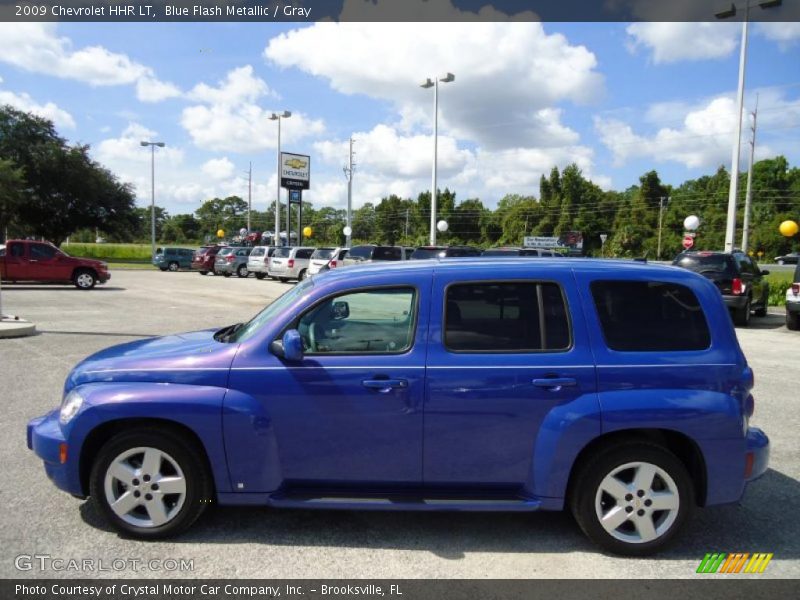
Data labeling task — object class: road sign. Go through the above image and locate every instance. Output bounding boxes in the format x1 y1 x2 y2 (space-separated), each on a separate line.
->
288 189 302 204
600 234 608 244
280 152 310 190
682 235 694 250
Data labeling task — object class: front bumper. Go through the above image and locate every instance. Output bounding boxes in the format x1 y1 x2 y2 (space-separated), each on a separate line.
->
745 427 769 482
27 411 83 496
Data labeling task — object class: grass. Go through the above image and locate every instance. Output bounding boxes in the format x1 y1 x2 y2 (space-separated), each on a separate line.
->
766 271 793 306
105 261 158 270
62 243 197 261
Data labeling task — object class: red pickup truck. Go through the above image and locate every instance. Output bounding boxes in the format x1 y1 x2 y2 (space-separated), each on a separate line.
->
0 240 110 289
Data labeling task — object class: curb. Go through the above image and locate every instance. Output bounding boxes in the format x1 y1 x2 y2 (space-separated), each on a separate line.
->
0 317 37 339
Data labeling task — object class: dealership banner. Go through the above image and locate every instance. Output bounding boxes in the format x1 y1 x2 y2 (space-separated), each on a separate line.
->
4 579 799 600
1 0 799 22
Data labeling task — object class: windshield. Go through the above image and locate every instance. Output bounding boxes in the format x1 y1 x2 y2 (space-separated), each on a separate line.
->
347 246 374 260
483 249 519 256
218 247 233 256
228 277 315 343
311 248 335 260
794 264 800 283
250 247 265 256
273 247 291 258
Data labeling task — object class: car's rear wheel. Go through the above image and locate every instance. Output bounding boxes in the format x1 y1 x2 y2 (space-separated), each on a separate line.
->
255 273 266 280
73 269 97 290
222 272 231 278
733 298 751 326
199 270 208 275
298 269 307 281
89 428 212 539
168 262 179 272
570 442 692 556
237 264 248 278
787 311 800 331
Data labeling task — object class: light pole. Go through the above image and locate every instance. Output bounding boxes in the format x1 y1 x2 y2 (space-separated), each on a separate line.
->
421 72 454 246
244 162 252 233
657 196 669 260
716 0 782 253
269 111 291 246
140 141 165 261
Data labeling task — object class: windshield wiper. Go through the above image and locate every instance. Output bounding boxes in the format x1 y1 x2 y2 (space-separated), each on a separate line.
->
214 322 244 342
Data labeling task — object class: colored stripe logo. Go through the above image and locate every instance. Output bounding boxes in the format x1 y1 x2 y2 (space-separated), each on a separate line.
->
697 553 773 574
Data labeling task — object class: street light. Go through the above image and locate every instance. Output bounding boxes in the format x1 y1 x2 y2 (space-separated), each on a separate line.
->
140 140 166 261
716 0 782 253
269 111 291 246
421 72 455 245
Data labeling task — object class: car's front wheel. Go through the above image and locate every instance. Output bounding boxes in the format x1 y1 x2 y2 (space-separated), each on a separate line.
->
168 261 179 272
570 442 693 556
89 428 212 539
73 269 97 290
255 272 266 280
237 264 248 278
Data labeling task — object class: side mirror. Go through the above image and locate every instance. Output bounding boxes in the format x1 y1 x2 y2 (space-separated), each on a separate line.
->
272 329 303 361
332 301 350 320
761 269 770 276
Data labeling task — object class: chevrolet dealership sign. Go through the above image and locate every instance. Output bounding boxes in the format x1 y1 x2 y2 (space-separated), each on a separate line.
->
280 152 310 190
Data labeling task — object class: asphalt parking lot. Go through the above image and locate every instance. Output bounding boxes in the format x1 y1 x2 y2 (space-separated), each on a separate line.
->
1 269 798 579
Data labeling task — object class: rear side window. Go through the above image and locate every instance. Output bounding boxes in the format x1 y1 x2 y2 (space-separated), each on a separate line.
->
347 246 374 260
30 244 57 259
591 281 710 352
374 246 402 261
444 282 570 352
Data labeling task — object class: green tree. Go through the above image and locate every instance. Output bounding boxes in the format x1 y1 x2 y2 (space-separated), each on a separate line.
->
0 158 25 241
0 105 138 246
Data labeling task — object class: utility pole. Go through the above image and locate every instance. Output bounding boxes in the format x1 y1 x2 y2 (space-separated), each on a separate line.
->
742 98 758 253
657 196 669 260
343 137 355 247
404 208 410 239
245 161 252 232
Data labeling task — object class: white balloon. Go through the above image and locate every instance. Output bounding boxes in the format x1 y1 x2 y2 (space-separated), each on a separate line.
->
343 226 352 237
683 215 700 231
437 220 449 232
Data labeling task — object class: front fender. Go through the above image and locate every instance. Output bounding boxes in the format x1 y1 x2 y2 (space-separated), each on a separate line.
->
66 382 231 495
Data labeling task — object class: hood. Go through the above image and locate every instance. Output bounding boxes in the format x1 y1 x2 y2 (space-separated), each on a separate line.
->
65 328 237 392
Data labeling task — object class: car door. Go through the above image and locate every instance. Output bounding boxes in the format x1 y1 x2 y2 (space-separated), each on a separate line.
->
227 276 431 489
28 242 63 281
4 242 28 279
423 268 598 494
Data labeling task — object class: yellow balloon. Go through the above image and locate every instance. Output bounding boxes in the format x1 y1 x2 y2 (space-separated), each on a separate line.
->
216 229 225 238
779 220 799 237
303 226 313 238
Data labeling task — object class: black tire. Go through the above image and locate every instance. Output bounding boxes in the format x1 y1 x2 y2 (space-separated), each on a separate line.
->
787 311 800 331
279 277 289 283
298 269 307 281
168 262 179 272
73 269 97 290
255 273 266 280
159 267 168 272
236 265 248 278
733 298 751 326
222 272 231 278
89 427 212 539
199 271 208 276
570 441 693 556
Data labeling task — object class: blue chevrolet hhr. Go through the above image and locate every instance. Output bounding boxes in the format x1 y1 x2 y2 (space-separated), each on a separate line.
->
27 258 769 555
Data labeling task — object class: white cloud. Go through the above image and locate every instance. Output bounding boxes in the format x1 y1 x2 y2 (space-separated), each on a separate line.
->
0 23 180 102
181 65 325 153
337 0 538 21
757 22 800 48
265 21 602 150
202 157 235 180
595 88 799 169
95 123 184 174
625 22 740 64
0 87 75 129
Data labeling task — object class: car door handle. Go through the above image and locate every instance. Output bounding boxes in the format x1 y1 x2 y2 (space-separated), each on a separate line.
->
362 379 408 393
532 377 577 391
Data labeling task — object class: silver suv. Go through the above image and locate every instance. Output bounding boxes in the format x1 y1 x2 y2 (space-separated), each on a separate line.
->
268 246 315 282
214 247 252 278
247 246 277 280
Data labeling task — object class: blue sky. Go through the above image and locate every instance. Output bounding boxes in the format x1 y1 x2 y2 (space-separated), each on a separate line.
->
0 16 798 217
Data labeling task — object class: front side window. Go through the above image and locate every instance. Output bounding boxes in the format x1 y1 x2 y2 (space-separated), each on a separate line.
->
297 287 416 354
591 280 710 352
30 244 57 260
296 249 314 259
444 282 570 352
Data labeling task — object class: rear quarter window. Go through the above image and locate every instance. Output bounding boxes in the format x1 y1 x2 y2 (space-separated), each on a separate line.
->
591 280 711 352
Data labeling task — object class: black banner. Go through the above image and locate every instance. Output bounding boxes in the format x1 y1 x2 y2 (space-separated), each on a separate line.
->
4 580 800 600
1 0 799 23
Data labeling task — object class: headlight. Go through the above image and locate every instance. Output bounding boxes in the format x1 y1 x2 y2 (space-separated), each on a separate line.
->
59 390 84 425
